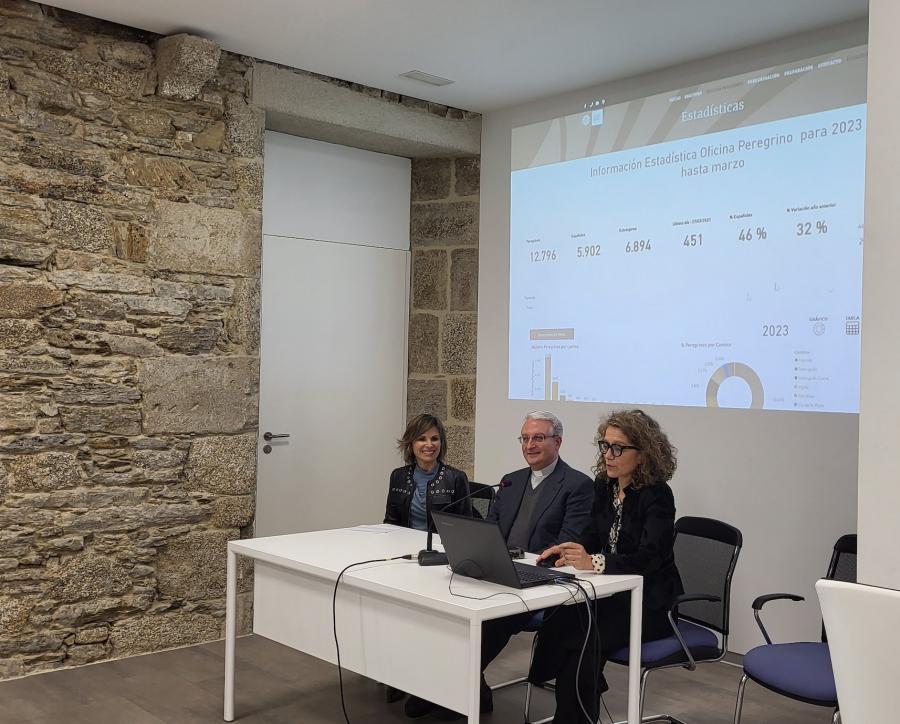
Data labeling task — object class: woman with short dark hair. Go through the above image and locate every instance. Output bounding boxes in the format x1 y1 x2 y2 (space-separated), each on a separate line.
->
383 413 471 716
531 409 683 724
384 413 471 531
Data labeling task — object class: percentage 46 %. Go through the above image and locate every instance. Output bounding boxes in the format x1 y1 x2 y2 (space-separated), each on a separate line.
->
738 226 767 241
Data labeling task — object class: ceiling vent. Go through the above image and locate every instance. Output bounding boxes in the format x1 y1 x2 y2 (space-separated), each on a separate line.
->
399 69 454 87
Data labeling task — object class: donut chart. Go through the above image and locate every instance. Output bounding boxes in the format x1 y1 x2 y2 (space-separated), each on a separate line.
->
706 362 765 409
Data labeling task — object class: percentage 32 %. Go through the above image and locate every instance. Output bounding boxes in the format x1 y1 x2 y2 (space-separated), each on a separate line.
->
738 226 767 241
796 220 828 236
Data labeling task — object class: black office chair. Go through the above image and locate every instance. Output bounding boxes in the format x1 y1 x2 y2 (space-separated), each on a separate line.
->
514 516 741 724
606 516 743 724
467 481 496 519
733 534 857 724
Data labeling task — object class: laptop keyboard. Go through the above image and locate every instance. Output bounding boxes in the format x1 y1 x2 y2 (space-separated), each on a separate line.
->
513 561 572 584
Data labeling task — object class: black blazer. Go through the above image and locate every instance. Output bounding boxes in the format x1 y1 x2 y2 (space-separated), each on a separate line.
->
584 478 684 613
383 462 471 530
486 458 593 554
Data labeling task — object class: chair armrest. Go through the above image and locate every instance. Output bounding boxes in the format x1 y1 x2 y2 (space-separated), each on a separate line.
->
665 593 721 671
671 593 722 611
751 593 804 610
751 593 805 644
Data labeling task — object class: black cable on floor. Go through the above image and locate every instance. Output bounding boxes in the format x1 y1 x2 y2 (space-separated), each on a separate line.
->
332 555 413 724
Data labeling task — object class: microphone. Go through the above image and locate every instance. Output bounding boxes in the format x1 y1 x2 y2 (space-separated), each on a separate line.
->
418 480 511 566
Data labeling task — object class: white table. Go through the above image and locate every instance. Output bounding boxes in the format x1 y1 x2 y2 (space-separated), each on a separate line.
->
224 525 643 723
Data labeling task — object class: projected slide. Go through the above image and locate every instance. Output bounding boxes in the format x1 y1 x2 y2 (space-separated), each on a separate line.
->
508 46 867 413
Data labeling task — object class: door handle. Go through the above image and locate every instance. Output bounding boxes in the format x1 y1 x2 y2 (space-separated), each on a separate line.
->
263 432 290 441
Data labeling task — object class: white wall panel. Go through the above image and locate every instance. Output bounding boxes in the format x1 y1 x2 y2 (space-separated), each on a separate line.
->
263 131 410 250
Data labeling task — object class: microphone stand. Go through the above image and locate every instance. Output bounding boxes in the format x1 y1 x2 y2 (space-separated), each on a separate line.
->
418 481 508 566
417 529 447 566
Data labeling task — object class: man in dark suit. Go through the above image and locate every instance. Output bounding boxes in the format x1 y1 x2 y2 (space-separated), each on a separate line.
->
487 411 594 554
478 411 594 713
406 411 593 719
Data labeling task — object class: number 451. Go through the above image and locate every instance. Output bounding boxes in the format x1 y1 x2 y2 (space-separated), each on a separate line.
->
683 233 703 247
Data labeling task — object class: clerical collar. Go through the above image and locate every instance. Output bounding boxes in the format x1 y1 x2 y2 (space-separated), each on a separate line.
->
529 458 558 489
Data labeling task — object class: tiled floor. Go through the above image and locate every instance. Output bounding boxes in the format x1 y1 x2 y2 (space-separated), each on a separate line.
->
0 634 836 723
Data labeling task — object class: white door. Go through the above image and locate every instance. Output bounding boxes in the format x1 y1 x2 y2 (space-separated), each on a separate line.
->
256 235 409 536
257 132 411 537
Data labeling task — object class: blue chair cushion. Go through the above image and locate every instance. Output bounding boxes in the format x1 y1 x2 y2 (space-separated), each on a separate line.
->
607 619 720 667
522 610 544 632
742 642 837 706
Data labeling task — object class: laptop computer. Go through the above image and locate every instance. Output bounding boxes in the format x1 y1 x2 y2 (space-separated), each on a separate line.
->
432 511 576 589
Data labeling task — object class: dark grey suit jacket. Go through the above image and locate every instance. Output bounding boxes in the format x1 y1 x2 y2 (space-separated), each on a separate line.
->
486 457 594 554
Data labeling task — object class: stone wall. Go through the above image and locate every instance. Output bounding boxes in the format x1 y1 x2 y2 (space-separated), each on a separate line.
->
408 158 479 476
0 2 262 678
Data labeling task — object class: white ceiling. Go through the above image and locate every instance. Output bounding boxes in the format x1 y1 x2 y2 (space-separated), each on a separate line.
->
45 0 868 113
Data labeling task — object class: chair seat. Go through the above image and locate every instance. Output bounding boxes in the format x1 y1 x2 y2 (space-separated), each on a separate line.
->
522 610 544 632
607 619 720 667
743 641 837 706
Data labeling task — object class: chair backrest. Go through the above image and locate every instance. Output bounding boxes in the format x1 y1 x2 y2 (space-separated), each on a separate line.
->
672 516 742 637
821 533 857 642
817 579 900 724
467 482 496 520
826 533 857 583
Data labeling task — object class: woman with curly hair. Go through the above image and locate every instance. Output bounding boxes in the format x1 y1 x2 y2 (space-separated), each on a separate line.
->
530 409 683 724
